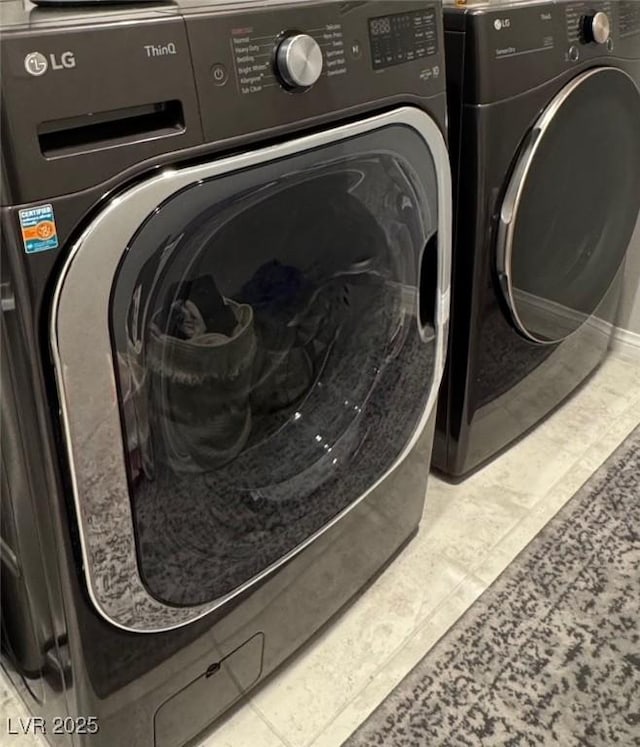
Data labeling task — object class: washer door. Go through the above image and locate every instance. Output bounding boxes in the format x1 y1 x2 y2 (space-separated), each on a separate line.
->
496 67 640 344
51 107 451 632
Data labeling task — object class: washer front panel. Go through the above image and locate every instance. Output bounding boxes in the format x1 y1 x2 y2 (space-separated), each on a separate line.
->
51 107 451 632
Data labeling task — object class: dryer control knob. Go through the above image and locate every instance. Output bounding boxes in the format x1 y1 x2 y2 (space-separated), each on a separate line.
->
276 34 323 89
583 12 611 44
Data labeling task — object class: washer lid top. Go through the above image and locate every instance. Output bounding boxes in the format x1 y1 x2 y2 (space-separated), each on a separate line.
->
497 67 640 344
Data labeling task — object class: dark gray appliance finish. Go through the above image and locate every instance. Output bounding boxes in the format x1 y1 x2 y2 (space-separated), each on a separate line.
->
1 0 448 204
434 0 640 480
0 1 451 746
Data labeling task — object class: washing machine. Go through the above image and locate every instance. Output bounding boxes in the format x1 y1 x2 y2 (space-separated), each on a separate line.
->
0 1 451 744
433 0 640 480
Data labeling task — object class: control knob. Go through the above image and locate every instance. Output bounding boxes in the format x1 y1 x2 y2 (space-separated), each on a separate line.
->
582 11 611 44
276 33 323 90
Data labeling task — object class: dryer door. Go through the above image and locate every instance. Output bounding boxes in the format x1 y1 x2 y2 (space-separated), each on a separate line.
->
51 107 451 632
496 67 640 344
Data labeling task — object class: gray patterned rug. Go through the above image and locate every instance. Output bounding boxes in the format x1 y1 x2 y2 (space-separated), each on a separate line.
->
344 426 640 746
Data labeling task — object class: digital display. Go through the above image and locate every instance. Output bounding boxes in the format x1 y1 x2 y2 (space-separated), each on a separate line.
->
368 8 438 70
370 17 392 36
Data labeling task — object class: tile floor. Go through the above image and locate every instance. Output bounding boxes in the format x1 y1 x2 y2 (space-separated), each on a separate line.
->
2 352 640 747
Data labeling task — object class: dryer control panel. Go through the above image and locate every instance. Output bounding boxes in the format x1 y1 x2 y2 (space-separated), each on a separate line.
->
565 0 640 44
619 1 640 39
565 1 614 47
563 1 640 60
460 1 640 104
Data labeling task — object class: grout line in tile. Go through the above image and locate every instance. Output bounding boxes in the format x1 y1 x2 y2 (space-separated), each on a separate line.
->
302 564 488 747
468 421 639 582
246 703 297 747
469 474 576 574
310 572 489 747
556 410 640 480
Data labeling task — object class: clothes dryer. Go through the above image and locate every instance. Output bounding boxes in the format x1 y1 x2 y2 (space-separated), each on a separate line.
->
436 0 640 479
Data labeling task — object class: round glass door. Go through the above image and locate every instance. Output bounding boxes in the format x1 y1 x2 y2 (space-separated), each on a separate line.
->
109 123 441 608
496 67 640 344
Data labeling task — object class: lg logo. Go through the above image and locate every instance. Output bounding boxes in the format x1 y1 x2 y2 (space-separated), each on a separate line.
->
24 51 76 76
494 18 511 31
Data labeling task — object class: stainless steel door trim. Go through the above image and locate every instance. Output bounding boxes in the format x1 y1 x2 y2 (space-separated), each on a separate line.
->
51 107 452 633
496 67 638 345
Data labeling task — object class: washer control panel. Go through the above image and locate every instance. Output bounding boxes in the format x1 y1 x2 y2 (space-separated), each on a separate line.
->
185 1 445 143
368 8 438 70
275 33 324 90
230 23 346 96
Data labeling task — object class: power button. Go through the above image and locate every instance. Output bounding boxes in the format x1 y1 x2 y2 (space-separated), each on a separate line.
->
211 63 228 86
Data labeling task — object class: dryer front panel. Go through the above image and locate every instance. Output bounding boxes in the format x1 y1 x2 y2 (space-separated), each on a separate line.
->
51 108 451 632
496 67 640 344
